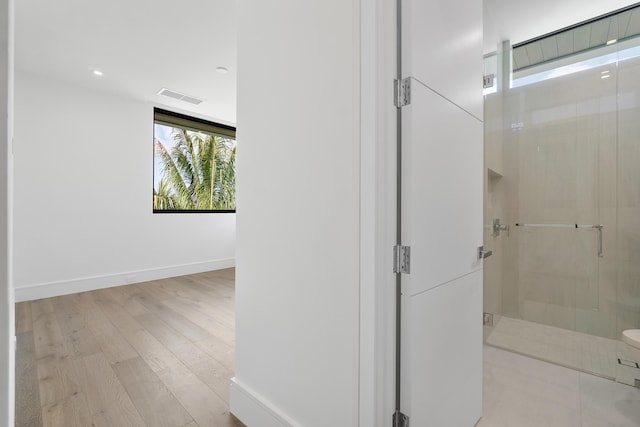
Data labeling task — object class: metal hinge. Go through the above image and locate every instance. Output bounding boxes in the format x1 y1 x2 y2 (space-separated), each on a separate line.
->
393 245 410 274
477 245 493 260
393 410 409 427
483 73 495 89
394 77 411 107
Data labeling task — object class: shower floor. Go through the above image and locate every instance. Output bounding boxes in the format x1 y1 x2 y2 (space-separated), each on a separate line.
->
485 316 640 386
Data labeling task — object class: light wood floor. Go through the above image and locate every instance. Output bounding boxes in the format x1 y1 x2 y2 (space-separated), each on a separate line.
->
15 268 245 427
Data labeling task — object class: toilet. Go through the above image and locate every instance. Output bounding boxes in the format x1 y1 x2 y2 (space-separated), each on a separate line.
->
622 329 640 363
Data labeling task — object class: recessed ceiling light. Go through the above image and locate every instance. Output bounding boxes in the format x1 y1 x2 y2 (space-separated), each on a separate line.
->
601 70 610 75
606 39 618 45
601 74 611 79
216 67 229 74
92 69 104 77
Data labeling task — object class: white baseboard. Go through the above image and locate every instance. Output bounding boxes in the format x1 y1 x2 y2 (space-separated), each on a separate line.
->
14 258 235 302
230 378 300 427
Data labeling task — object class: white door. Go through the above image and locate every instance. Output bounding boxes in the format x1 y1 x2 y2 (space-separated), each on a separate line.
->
399 0 484 425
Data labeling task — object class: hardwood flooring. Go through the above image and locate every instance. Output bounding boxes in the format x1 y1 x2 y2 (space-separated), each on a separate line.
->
15 268 245 427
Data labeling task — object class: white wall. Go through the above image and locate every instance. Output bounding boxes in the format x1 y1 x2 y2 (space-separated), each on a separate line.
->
13 71 235 301
0 0 14 425
232 0 362 426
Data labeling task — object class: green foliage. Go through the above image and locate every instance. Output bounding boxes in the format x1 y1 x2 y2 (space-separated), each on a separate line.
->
153 127 236 211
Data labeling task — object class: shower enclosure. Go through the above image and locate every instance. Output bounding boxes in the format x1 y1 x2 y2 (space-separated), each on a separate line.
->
483 4 640 386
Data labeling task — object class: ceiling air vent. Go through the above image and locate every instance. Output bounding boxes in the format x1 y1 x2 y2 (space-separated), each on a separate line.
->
157 88 204 105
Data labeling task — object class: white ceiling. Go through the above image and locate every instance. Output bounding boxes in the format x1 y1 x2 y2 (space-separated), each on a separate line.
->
484 0 639 54
16 0 237 124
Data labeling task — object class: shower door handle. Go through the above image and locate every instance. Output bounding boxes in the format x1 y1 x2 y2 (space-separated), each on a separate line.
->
478 246 493 260
593 225 603 258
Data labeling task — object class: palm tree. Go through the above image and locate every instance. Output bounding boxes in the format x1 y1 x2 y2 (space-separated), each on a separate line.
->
153 127 236 211
153 178 180 210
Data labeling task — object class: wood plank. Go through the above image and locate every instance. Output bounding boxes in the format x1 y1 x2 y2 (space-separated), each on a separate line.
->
15 331 42 427
194 337 235 371
77 292 138 364
97 297 182 373
99 285 149 317
135 311 234 403
178 273 236 299
193 268 235 284
141 279 236 329
50 294 101 359
142 276 235 308
112 357 194 427
41 392 91 427
15 302 33 333
73 353 145 427
189 275 236 296
30 299 82 407
160 297 234 346
191 284 235 305
133 289 213 342
156 362 240 427
187 270 236 291
172 280 236 325
134 279 177 302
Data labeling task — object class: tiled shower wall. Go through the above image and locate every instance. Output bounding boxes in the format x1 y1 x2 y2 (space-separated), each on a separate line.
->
484 39 640 342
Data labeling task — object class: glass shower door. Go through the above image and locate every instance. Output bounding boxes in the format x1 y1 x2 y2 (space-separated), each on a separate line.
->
484 0 640 388
484 34 620 379
511 59 611 374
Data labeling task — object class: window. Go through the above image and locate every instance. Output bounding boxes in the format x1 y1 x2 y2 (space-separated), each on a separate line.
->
153 108 236 213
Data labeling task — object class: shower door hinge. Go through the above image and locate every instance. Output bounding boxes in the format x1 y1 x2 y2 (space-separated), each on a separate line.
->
393 410 409 427
394 77 411 107
393 245 411 274
483 73 495 89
